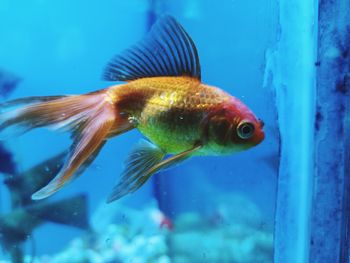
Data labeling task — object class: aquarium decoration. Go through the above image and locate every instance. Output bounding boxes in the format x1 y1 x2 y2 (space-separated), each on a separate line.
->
0 69 21 99
0 69 19 176
0 70 90 263
8 194 271 262
0 152 90 263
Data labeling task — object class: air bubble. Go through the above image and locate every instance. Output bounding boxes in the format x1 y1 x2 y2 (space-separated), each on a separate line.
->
160 92 166 100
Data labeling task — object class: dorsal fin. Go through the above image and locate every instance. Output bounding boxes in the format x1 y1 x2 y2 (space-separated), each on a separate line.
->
103 15 201 82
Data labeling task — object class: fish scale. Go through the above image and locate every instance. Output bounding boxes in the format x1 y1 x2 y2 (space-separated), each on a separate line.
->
117 76 231 153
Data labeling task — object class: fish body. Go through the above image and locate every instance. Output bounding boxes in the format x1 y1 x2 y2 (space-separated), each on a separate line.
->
109 76 261 155
0 15 264 202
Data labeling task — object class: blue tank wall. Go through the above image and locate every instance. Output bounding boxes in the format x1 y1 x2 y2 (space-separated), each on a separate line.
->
0 0 279 258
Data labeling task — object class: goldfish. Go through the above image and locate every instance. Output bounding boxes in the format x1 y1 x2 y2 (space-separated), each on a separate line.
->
0 15 264 203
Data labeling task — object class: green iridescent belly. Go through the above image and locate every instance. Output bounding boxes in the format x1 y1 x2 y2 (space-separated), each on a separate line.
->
136 104 206 153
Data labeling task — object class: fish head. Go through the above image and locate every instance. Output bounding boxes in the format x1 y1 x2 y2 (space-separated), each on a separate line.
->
206 98 264 154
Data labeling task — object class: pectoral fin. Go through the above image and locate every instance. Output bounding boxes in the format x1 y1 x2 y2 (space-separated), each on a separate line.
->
107 140 202 203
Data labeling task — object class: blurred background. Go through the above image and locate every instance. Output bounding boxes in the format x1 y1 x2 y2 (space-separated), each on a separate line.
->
0 0 279 262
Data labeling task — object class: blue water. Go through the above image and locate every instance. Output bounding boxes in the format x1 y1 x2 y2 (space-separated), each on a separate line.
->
0 0 278 262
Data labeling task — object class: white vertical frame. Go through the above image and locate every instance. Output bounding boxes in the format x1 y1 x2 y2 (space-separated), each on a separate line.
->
264 0 317 262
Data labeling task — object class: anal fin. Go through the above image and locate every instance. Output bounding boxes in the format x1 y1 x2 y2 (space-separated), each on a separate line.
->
107 140 201 203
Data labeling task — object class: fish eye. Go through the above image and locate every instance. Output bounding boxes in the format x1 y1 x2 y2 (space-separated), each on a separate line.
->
237 122 255 139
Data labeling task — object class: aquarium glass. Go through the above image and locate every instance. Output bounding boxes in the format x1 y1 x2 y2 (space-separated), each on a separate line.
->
0 0 279 262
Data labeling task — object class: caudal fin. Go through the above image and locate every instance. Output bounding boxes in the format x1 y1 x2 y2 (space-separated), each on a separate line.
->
0 90 133 199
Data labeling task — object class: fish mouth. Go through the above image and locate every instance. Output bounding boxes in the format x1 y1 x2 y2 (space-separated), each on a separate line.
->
260 129 265 141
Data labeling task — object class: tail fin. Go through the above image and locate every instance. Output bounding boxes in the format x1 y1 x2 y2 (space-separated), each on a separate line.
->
0 90 133 199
